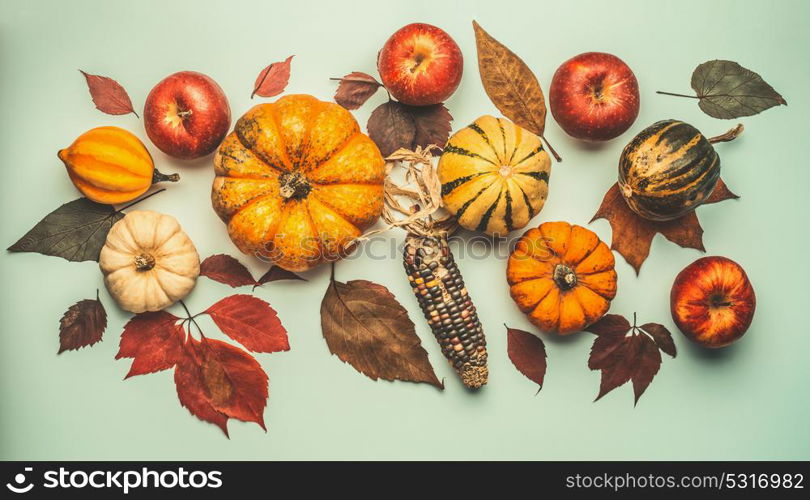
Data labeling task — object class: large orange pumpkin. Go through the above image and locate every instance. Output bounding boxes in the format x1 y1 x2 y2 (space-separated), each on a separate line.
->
506 221 617 334
211 95 385 271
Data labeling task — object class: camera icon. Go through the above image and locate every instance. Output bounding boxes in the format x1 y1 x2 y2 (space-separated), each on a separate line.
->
6 467 34 494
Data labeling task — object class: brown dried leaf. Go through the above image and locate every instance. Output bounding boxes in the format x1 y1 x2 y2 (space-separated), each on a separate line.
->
367 101 451 157
80 70 138 117
472 21 559 161
252 55 293 98
590 179 738 274
587 314 670 405
58 293 107 353
333 72 382 110
505 325 547 391
320 270 442 388
256 266 307 286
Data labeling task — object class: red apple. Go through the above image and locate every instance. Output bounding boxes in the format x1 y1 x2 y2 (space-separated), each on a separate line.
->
377 23 463 106
670 256 756 348
144 71 231 160
549 52 640 141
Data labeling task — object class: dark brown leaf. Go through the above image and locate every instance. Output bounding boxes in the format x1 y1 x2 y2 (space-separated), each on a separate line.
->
205 294 289 354
410 103 453 152
640 323 677 358
320 272 442 388
333 71 382 110
587 313 671 405
659 60 787 119
505 325 547 391
472 21 560 161
367 101 451 157
590 179 738 274
80 70 138 117
367 101 417 157
8 198 125 262
252 55 293 98
200 254 257 288
58 293 107 353
116 311 184 378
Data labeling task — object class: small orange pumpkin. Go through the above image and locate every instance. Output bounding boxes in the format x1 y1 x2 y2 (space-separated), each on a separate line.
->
507 221 617 334
58 126 178 205
211 94 385 271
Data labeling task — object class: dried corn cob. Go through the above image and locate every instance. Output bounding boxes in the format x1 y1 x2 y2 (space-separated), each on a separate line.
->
403 233 488 389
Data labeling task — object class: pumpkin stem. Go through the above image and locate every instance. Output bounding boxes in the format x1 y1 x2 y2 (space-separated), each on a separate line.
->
708 123 744 144
279 171 311 200
134 253 155 271
552 264 577 290
152 169 180 184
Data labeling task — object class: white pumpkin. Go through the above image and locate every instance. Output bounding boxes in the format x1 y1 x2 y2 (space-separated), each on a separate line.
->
100 210 200 313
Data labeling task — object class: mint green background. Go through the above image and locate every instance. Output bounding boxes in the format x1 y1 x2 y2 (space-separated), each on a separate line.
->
1 0 807 460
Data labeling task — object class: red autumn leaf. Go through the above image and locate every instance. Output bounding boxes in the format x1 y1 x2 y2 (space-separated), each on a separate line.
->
200 254 257 288
255 266 306 288
586 314 672 405
640 323 677 358
58 292 107 353
505 325 547 392
252 55 293 98
80 70 138 117
204 294 289 353
332 71 382 110
367 101 452 157
590 179 739 274
174 337 269 435
116 311 185 378
174 340 230 436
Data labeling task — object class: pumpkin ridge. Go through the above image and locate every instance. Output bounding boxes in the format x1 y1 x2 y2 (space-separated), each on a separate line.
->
513 277 555 311
294 98 329 169
476 187 503 232
443 144 498 165
504 186 513 232
632 162 716 199
67 172 143 203
512 144 545 168
497 119 509 162
513 181 536 218
217 150 284 178
85 127 153 166
307 191 362 231
440 172 487 196
517 170 549 183
647 152 717 193
467 121 501 161
306 130 363 173
236 108 293 172
578 273 618 301
67 153 151 185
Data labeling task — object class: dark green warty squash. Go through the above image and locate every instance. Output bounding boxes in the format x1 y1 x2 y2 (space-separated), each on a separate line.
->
618 120 720 221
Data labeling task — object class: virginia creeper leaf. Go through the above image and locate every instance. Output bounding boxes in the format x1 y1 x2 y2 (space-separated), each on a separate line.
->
8 198 125 262
255 266 306 286
116 311 184 378
80 70 138 117
200 254 257 288
367 101 451 157
58 293 107 353
320 272 442 388
204 294 289 353
640 323 677 358
333 72 382 110
252 55 293 98
174 340 231 436
505 325 547 391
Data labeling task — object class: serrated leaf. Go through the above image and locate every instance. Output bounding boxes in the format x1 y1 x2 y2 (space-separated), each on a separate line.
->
505 325 547 391
690 60 787 119
320 273 442 388
367 101 451 157
58 293 107 353
80 70 138 117
333 72 382 110
410 104 453 151
252 55 293 98
204 294 289 354
116 311 184 378
590 179 738 274
200 254 257 288
472 21 559 161
256 266 306 286
640 323 677 358
8 198 125 262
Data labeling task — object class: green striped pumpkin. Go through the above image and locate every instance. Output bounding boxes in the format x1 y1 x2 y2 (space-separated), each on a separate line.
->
438 116 551 236
618 120 720 221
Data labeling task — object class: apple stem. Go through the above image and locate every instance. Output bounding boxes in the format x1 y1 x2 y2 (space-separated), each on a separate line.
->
177 109 193 119
540 135 562 162
656 91 700 99
708 123 744 144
